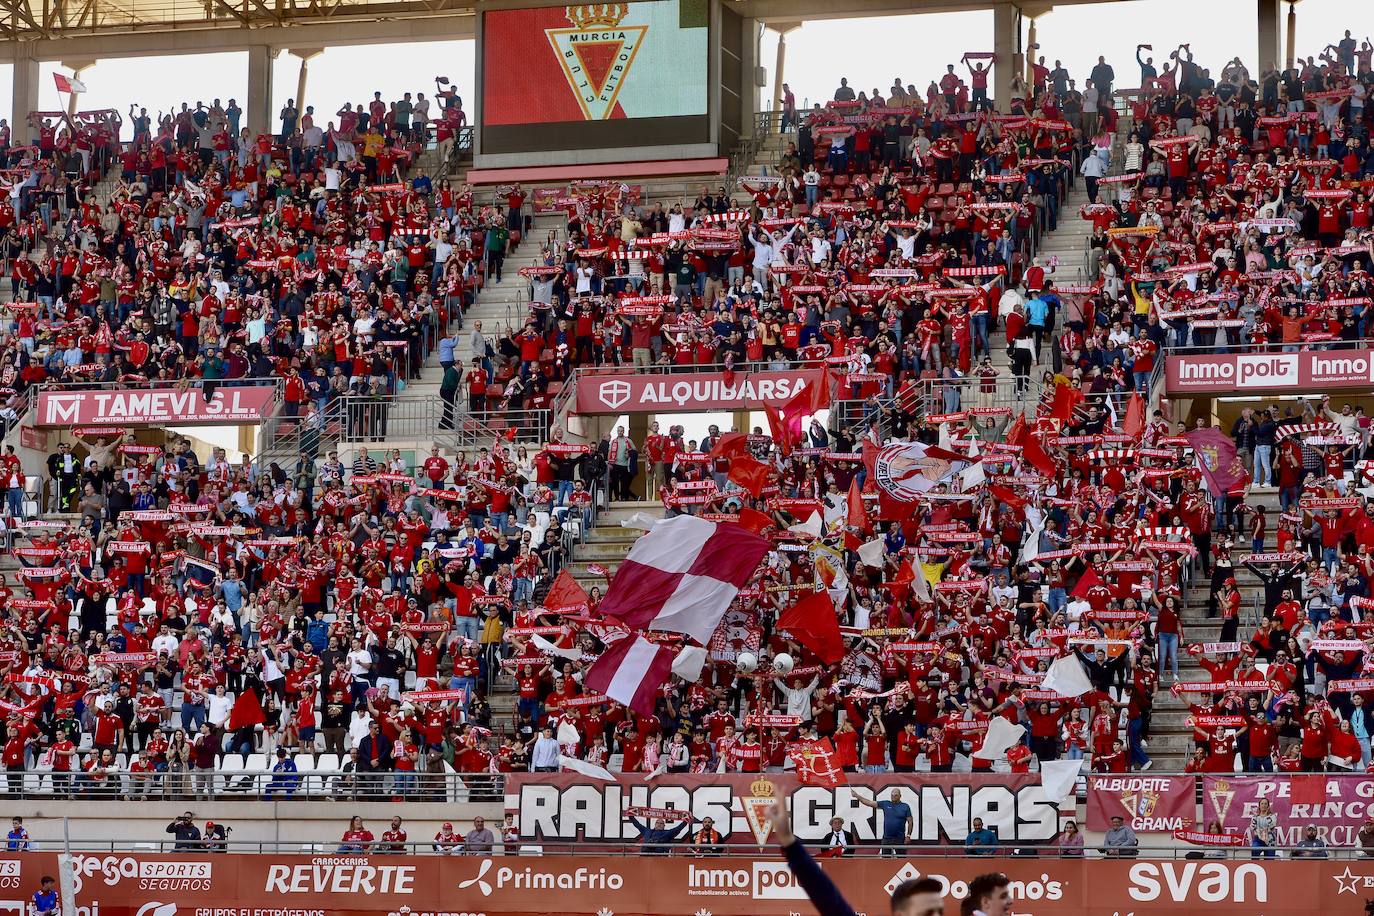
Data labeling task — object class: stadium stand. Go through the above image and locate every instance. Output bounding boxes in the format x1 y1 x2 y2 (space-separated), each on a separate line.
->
3 32 1374 832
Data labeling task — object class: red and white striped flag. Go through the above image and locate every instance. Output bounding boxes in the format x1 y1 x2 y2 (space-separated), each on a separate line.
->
584 634 675 715
53 73 87 94
599 515 770 643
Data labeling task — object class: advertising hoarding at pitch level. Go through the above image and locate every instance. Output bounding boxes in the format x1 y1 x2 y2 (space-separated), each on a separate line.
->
0 851 1371 916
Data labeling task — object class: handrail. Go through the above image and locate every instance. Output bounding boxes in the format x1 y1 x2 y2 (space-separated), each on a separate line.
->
3 835 1355 860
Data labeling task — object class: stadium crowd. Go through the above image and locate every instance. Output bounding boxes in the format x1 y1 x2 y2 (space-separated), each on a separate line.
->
2 31 1374 808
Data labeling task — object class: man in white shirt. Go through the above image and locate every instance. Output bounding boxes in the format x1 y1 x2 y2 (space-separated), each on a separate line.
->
530 726 561 772
151 625 180 659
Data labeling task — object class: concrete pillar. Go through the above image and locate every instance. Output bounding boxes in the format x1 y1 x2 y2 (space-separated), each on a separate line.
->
627 413 649 500
993 2 1017 114
1025 18 1037 86
12 52 38 146
290 48 323 129
1284 0 1297 69
246 44 276 138
742 19 762 137
770 23 800 113
1257 0 1282 75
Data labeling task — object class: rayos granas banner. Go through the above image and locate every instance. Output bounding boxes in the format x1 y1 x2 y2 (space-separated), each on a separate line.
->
2 852 1374 916
504 773 1066 847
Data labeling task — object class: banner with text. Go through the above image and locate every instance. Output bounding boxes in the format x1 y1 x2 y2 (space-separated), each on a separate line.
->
504 772 1065 846
572 369 825 414
1086 775 1196 833
1201 775 1373 847
36 386 278 427
1166 349 1374 395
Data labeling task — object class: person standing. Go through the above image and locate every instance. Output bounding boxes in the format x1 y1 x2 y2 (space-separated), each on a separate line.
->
607 426 635 501
46 442 80 512
855 787 913 857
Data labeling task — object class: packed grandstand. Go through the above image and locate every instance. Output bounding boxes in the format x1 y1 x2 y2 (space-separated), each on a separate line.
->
4 22 1374 880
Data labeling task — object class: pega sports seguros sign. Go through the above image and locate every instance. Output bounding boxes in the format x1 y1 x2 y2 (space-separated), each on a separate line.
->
36 385 278 427
2 850 1373 916
572 369 824 414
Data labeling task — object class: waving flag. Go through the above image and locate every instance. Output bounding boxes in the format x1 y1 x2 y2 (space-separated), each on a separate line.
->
53 73 87 94
600 515 769 642
584 633 675 715
776 589 846 664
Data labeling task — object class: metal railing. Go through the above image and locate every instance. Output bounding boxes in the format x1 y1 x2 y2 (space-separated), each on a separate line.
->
0 768 505 803
258 395 551 453
10 835 1362 860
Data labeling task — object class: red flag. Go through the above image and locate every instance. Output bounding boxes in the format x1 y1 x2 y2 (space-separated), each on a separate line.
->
1049 383 1078 423
1008 414 1055 478
737 506 774 535
789 737 847 787
776 589 846 665
885 558 918 599
542 568 589 616
846 475 866 530
766 381 825 456
1070 566 1103 599
1122 392 1146 441
709 431 750 461
1290 773 1328 805
727 454 772 497
228 689 265 731
763 401 792 456
988 483 1027 511
844 476 867 550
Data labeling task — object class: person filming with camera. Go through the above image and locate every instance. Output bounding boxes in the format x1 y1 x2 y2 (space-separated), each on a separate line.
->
166 811 203 851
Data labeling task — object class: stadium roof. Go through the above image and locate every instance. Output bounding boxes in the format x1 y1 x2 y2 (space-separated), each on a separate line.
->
0 0 1119 45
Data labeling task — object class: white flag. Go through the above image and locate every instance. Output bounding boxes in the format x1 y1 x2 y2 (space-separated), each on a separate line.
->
558 755 615 781
1039 758 1083 801
972 716 1025 760
1041 654 1093 697
671 645 708 683
856 539 887 568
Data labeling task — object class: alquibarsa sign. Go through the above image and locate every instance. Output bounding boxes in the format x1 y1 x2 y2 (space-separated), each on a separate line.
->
1165 349 1374 395
36 385 278 427
573 369 824 414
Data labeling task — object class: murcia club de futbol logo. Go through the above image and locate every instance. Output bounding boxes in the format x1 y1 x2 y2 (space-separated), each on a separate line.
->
545 4 646 120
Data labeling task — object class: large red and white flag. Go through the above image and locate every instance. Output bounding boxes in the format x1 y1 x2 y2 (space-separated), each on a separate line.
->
53 73 87 94
584 633 675 715
599 515 769 642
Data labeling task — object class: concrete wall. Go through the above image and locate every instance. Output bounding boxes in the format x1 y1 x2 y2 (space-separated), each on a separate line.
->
7 800 504 851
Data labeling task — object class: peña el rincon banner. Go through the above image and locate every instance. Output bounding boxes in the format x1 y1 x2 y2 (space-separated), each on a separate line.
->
1201 774 1374 848
2 851 1374 916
